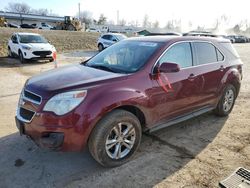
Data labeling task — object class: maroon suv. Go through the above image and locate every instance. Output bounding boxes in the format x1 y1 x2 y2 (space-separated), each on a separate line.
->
16 36 243 167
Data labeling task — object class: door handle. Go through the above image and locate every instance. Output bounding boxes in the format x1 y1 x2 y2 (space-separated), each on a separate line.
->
188 73 196 81
219 65 225 72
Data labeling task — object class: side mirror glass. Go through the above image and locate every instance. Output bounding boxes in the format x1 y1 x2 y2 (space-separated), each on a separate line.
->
112 39 117 42
158 62 180 73
12 39 18 44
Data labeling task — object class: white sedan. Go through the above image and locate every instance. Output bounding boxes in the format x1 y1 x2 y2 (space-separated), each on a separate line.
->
8 33 56 63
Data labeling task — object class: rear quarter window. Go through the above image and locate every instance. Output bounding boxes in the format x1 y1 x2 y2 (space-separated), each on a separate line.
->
220 42 240 58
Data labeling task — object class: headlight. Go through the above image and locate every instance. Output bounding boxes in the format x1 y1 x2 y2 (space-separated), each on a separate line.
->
43 90 87 115
21 45 31 50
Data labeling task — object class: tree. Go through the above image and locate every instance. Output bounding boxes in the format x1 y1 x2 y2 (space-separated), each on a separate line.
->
31 8 49 16
5 2 31 14
97 14 107 25
142 14 149 28
153 21 159 28
78 11 93 26
120 19 126 26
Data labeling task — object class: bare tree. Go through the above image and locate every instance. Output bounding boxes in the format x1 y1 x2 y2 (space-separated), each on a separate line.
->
120 19 126 26
31 8 49 16
78 11 93 26
5 2 31 14
97 14 107 25
153 20 159 28
142 14 150 28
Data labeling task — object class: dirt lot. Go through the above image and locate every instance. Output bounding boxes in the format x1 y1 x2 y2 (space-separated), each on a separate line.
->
0 27 99 57
0 44 249 188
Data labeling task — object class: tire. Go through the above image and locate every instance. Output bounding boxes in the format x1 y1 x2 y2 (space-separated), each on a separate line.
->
19 51 26 64
214 84 236 116
67 24 76 31
98 44 104 51
8 47 13 58
88 109 142 167
49 58 54 62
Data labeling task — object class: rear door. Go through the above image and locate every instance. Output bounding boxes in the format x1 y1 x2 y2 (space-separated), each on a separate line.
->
192 41 226 106
150 42 205 122
10 34 19 55
102 34 113 47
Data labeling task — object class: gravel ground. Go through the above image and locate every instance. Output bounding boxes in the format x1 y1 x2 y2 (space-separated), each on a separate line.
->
0 27 99 57
0 44 249 188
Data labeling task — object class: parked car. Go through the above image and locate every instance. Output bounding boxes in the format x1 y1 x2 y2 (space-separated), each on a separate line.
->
86 28 100 33
97 33 127 51
31 23 53 30
7 23 20 28
8 33 56 63
20 24 37 29
15 36 243 167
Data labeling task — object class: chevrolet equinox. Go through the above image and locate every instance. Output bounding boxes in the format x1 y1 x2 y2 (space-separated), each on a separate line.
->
15 36 243 167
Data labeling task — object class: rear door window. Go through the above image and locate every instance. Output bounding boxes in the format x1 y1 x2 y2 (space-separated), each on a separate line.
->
193 42 217 65
159 42 192 68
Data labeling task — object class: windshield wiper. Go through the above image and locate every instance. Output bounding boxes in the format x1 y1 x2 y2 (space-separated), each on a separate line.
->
86 64 118 73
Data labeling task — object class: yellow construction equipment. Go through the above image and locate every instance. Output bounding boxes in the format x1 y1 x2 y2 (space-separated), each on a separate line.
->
0 17 7 27
56 16 82 31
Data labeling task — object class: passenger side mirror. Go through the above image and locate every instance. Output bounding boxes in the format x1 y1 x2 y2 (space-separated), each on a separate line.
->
158 62 180 73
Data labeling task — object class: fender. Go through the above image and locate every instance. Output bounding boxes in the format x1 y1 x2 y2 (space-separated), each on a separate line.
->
75 86 151 148
218 65 242 100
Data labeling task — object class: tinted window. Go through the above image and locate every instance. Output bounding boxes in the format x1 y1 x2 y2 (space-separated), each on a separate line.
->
194 42 217 65
102 35 111 40
159 42 192 68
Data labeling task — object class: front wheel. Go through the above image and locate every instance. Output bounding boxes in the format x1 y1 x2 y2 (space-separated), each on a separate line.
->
98 44 104 51
88 110 142 167
8 47 13 58
19 51 26 63
214 84 236 116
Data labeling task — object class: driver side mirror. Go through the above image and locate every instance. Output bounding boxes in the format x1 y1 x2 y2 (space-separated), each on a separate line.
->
112 39 118 42
158 62 180 73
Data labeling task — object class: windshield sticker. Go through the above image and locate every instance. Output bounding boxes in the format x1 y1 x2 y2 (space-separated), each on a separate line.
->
138 42 158 47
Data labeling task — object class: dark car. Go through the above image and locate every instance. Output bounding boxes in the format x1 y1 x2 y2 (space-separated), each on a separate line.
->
20 24 37 29
15 36 243 167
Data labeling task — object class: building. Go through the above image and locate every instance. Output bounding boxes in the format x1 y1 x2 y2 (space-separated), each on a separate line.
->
0 11 64 26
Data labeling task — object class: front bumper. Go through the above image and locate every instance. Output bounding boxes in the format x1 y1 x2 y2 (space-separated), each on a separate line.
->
22 49 54 60
15 90 90 151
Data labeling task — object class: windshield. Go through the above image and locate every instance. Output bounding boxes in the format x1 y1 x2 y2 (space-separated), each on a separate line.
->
18 35 48 44
115 34 127 41
85 40 162 73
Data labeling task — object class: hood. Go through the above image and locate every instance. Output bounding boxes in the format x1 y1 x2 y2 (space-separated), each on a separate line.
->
25 64 126 99
22 43 54 51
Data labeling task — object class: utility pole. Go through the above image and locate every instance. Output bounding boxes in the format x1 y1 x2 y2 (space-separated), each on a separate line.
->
117 10 119 25
78 3 81 19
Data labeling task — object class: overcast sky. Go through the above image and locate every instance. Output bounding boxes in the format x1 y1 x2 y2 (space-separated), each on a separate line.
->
2 0 250 29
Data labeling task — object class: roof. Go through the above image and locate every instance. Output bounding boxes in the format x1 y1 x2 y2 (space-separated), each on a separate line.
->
15 32 40 36
127 36 230 43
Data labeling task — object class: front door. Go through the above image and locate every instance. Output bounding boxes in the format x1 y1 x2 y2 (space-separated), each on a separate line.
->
149 42 205 125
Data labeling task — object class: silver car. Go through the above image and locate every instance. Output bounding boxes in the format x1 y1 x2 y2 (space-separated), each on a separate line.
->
97 33 127 51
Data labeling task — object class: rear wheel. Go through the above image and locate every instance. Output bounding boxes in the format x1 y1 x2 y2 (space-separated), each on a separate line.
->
88 109 142 167
98 44 104 51
214 84 236 116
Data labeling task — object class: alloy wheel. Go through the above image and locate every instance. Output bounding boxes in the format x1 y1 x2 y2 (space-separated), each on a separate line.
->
105 122 136 159
223 89 234 112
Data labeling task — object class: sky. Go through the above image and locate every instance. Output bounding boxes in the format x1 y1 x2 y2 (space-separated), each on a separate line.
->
1 0 250 30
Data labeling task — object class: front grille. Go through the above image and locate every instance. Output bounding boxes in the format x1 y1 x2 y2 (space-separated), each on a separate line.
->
32 51 52 56
24 90 41 104
19 107 35 122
